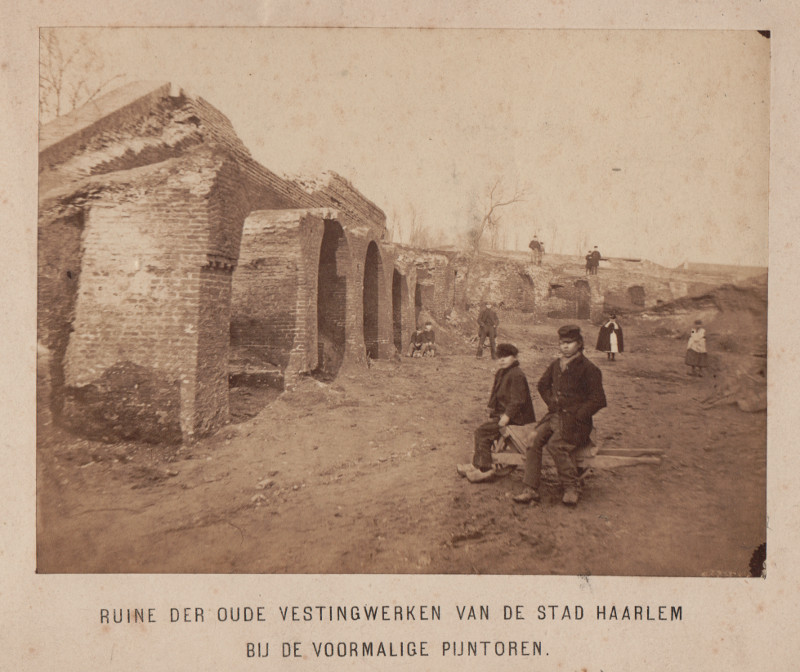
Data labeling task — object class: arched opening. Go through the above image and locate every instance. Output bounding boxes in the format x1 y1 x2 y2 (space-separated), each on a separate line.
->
363 241 383 360
392 269 408 353
316 220 349 378
414 268 435 319
628 285 646 307
575 279 591 319
520 274 536 313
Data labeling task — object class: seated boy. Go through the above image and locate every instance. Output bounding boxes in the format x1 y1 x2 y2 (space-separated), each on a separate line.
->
458 343 536 482
513 325 606 506
420 321 438 357
407 326 425 357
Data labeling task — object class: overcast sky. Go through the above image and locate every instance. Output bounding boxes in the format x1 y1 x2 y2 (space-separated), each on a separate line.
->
47 28 770 267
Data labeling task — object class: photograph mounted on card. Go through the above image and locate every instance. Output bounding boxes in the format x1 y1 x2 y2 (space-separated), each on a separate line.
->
37 27 768 576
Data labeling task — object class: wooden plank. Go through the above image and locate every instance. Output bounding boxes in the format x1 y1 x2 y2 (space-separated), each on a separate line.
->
492 452 661 469
596 448 664 457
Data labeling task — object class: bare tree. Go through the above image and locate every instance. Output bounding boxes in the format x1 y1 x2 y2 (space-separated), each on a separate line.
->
460 179 528 305
547 219 559 256
39 29 125 124
465 180 528 255
406 203 443 249
576 227 590 257
385 206 400 243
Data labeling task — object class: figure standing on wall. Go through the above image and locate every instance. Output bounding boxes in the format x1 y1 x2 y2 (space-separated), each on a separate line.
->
476 301 499 359
528 235 543 266
590 246 602 275
685 319 709 376
596 314 624 361
585 250 593 275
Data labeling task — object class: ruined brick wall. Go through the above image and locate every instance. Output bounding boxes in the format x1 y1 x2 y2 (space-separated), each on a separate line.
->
431 262 458 319
452 254 539 314
362 241 382 359
340 235 393 364
316 219 348 375
37 207 85 423
545 278 592 320
38 81 393 442
231 210 325 380
196 265 234 435
55 152 249 442
39 82 174 171
393 250 456 321
591 264 676 320
187 96 308 212
291 172 386 232
384 246 417 354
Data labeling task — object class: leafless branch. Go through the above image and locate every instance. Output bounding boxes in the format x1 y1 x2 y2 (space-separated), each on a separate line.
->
39 29 125 124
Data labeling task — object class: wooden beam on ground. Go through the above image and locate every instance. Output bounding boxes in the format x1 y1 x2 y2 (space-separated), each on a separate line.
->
492 452 662 469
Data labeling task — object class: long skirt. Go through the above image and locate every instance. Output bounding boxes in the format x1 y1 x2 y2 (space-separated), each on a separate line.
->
685 349 708 367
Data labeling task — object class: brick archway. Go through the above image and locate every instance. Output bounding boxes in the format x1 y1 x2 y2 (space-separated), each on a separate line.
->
392 269 410 353
575 279 591 319
317 220 350 377
363 241 384 360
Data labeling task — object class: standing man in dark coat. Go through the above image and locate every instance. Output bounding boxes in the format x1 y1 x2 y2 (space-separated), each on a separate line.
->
459 343 536 482
513 325 606 506
476 301 500 359
528 236 543 265
590 246 602 274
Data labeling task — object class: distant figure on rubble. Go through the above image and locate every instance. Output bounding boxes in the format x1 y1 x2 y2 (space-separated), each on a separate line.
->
596 314 624 361
476 302 499 359
585 250 593 275
513 325 607 507
457 343 536 483
590 246 601 275
420 321 438 357
528 236 544 265
685 319 708 376
407 325 425 357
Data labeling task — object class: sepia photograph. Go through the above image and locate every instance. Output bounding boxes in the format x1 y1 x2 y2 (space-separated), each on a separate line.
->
35 27 770 576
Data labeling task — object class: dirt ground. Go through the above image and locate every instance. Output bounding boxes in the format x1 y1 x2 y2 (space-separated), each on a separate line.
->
37 315 767 576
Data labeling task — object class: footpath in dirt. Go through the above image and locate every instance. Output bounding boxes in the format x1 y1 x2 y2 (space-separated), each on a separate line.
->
37 316 766 576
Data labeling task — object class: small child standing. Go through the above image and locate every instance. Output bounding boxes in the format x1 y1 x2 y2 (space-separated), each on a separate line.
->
685 319 708 376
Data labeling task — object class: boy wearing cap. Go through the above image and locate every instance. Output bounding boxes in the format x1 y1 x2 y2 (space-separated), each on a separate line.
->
406 325 425 357
460 343 536 482
513 325 606 506
420 321 438 357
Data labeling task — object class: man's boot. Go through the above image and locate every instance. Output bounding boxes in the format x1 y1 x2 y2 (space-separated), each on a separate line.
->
562 485 579 506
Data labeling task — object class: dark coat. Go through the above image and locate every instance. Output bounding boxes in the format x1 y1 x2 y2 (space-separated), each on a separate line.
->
421 329 435 344
487 361 536 425
478 307 499 330
537 353 607 446
596 322 624 352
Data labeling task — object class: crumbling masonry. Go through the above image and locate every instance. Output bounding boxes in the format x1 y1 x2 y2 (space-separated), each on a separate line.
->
38 81 750 445
39 82 400 443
